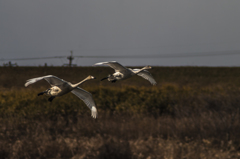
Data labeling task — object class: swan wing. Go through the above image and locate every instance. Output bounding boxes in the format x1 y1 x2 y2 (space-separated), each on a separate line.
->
133 69 157 85
71 87 97 118
94 61 128 72
25 75 67 87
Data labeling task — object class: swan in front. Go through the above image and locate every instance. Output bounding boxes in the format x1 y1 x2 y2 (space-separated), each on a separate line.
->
25 75 98 118
94 61 157 85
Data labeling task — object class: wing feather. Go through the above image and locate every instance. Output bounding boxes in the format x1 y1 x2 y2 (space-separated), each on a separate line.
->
94 61 128 72
71 87 97 118
25 75 66 87
133 69 157 85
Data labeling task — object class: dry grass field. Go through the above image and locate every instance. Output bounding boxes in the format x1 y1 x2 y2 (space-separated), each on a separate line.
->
0 66 240 158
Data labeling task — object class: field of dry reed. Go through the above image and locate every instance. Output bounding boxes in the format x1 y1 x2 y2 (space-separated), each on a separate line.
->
0 66 240 159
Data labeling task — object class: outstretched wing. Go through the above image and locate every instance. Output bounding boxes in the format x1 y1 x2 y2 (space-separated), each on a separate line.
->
25 75 67 87
94 61 128 72
71 87 97 119
133 69 157 85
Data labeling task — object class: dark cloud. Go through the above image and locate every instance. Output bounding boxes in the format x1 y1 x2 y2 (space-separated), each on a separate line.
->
1 0 240 66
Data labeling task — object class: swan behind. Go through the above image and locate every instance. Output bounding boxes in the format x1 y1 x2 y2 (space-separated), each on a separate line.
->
94 61 157 85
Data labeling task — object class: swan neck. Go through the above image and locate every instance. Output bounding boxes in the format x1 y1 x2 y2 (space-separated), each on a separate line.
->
71 77 90 88
135 67 147 74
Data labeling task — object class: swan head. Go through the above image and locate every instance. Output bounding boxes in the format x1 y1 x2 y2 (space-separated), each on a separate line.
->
101 74 117 82
87 75 96 80
107 74 116 81
144 65 152 70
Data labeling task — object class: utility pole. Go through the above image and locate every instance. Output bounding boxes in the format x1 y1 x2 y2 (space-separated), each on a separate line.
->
67 50 74 67
63 50 77 67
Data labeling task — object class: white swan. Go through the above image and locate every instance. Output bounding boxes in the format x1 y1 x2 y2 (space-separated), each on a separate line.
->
25 75 97 118
94 61 157 85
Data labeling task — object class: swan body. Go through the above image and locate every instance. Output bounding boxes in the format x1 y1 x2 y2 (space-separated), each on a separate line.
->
94 61 157 85
25 75 97 118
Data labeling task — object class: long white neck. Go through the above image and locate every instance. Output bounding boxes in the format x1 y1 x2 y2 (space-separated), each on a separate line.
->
133 66 152 74
70 77 91 88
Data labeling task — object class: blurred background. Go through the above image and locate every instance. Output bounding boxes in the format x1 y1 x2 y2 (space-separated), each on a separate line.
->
1 0 240 66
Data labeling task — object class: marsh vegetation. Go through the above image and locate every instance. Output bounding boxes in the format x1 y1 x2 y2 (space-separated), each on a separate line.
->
0 66 240 158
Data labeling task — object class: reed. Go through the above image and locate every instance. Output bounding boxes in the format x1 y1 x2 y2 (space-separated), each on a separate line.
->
0 66 240 158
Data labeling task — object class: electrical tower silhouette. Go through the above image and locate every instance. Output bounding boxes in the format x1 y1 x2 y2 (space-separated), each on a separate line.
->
63 51 77 67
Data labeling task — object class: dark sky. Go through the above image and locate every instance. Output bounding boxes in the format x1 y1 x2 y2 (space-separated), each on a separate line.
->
1 0 240 66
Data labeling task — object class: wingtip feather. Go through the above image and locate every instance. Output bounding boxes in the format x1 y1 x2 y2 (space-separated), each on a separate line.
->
91 106 98 119
24 81 31 87
152 79 157 85
94 61 117 66
94 62 105 66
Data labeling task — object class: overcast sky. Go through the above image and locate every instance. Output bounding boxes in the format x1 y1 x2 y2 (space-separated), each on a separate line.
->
1 0 240 66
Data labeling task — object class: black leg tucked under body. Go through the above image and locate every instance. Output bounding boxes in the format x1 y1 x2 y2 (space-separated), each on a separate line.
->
48 96 55 102
38 89 50 96
111 80 117 83
37 92 45 96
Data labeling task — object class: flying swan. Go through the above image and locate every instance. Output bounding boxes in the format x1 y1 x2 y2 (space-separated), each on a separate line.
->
25 75 98 118
94 61 157 85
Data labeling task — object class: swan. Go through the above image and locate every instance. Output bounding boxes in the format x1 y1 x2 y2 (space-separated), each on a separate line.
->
94 61 157 85
25 75 97 118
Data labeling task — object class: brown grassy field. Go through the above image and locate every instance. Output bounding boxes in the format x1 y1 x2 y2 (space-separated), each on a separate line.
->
0 66 240 159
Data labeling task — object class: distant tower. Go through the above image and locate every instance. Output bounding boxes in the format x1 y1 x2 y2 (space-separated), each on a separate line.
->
63 50 77 67
67 51 74 67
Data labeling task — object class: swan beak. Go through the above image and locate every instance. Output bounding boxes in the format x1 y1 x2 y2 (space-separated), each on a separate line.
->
89 75 96 79
146 65 152 69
